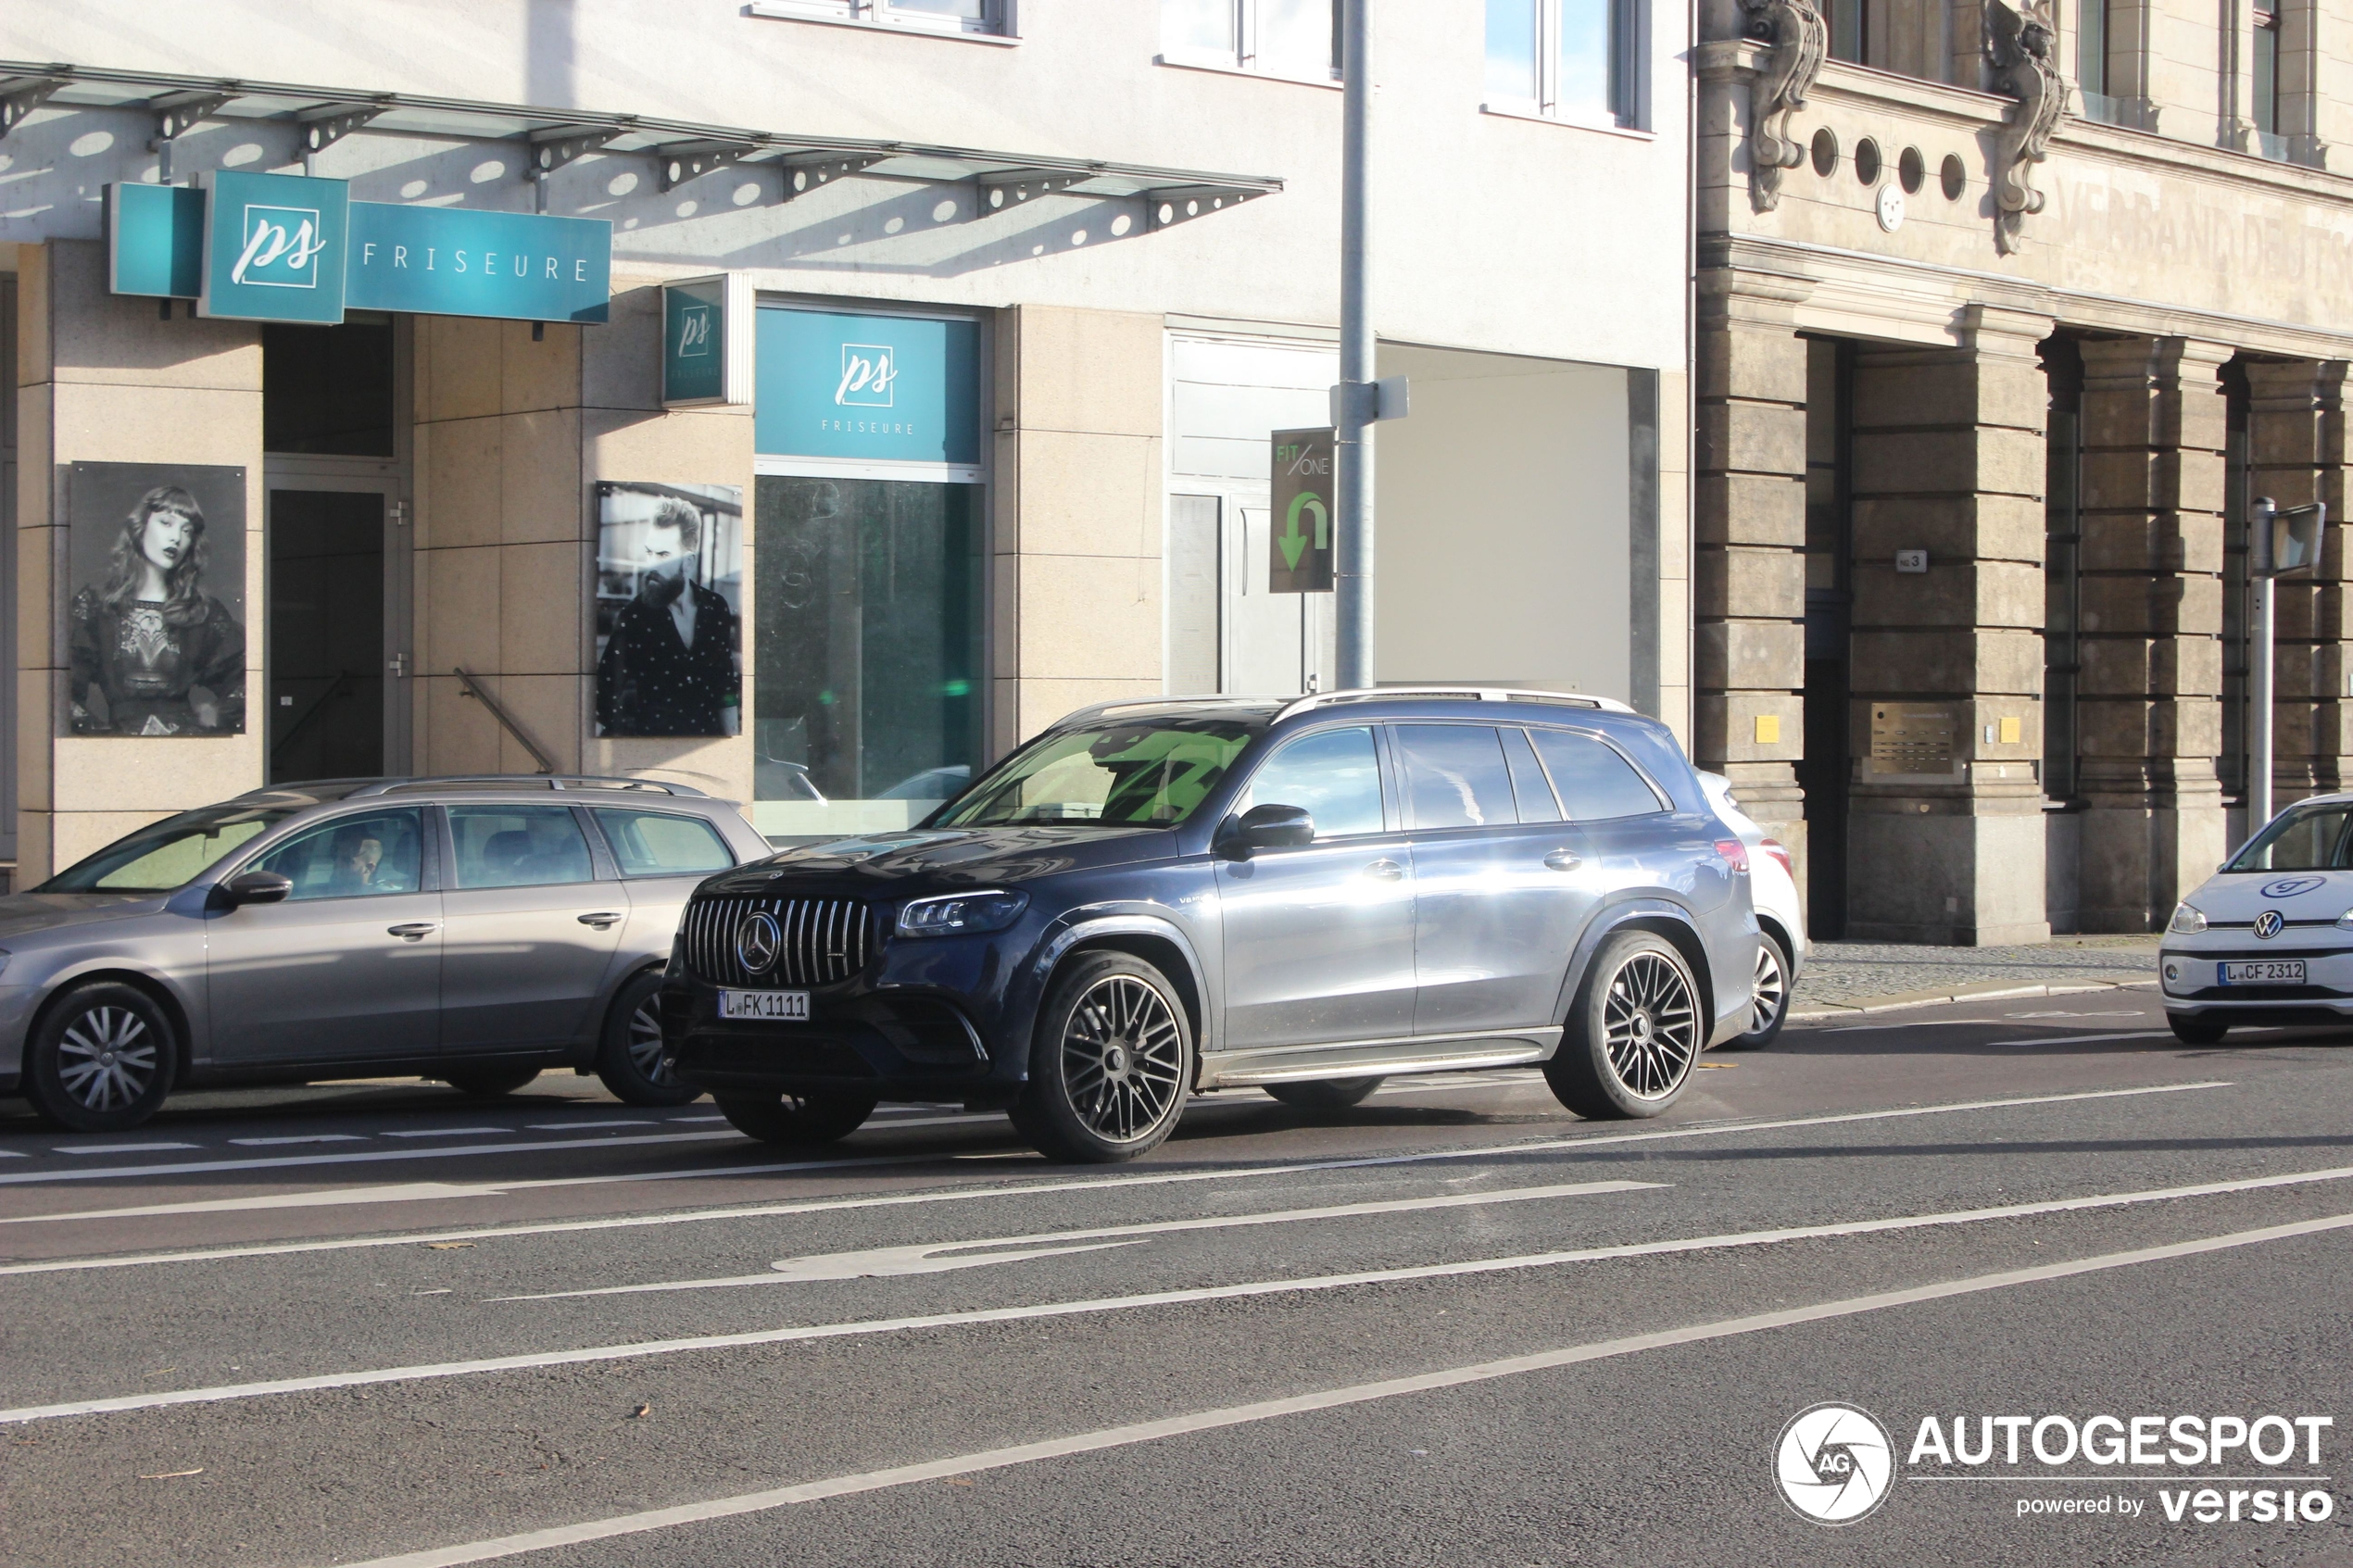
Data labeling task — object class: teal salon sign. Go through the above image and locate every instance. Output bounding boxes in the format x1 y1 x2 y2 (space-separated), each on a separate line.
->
198 169 350 323
111 170 610 325
663 273 753 407
754 307 979 467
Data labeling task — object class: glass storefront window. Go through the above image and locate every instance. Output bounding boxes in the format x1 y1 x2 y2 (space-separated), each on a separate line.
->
752 475 982 841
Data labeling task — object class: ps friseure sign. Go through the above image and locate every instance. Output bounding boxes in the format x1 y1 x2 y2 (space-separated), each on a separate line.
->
112 169 611 325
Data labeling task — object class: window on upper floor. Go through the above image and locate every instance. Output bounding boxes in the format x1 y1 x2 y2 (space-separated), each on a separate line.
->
1483 0 1642 129
748 0 1015 37
2252 3 2284 152
1162 0 1340 82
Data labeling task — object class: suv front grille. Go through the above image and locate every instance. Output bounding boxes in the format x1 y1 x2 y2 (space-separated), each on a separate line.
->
684 896 870 988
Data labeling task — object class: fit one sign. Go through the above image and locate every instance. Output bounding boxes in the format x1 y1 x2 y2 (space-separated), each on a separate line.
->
122 170 610 325
1269 427 1336 593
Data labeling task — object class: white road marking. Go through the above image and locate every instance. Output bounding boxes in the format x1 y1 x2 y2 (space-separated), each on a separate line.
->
326 1206 2353 1568
522 1121 654 1130
228 1135 367 1147
53 1143 200 1155
6 1148 2324 1428
0 1149 25 1158
1985 1031 2180 1047
2006 1010 2145 1020
491 1181 1665 1299
382 1128 512 1138
0 1129 751 1186
0 1080 2230 1269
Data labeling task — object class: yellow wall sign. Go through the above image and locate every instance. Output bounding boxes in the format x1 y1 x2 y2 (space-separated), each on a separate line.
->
1755 714 1780 745
1999 716 2021 745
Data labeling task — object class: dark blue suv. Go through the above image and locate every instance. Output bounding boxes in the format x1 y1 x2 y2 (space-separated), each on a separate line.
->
662 689 1761 1161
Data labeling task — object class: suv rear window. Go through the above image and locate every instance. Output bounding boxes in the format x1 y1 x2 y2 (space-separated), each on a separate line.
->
1530 729 1667 820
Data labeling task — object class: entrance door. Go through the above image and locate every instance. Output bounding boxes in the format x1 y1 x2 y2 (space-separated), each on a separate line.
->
268 488 394 784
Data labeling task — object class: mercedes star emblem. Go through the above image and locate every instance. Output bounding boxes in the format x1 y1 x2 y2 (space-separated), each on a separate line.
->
736 909 783 972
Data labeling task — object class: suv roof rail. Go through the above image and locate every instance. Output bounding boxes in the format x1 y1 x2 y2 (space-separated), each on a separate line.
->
1048 695 1285 731
1272 686 1633 723
340 775 709 797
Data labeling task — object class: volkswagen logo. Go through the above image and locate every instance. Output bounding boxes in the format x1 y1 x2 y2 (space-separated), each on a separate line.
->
2255 909 2285 940
735 910 783 973
1775 1402 1894 1525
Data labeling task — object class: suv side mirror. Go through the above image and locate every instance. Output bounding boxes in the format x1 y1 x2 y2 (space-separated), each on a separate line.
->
217 870 294 908
1215 803 1316 859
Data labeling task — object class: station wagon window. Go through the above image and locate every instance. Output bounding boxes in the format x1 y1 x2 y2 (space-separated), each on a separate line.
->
1530 728 1667 820
448 805 597 888
593 809 735 878
1395 725 1518 830
2228 804 2353 871
38 805 296 893
249 809 426 899
1241 725 1385 838
934 718 1259 828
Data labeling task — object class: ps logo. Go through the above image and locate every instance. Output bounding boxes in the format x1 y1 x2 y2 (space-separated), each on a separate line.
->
676 303 714 358
837 343 898 408
233 204 328 288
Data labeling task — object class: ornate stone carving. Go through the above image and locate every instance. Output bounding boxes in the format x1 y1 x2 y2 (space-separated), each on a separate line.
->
1984 0 2069 255
1742 0 1827 213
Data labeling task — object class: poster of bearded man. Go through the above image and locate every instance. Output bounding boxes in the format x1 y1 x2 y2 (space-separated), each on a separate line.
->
592 481 743 738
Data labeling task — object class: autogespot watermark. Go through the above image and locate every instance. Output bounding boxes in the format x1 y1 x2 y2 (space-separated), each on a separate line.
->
1777 1406 2337 1529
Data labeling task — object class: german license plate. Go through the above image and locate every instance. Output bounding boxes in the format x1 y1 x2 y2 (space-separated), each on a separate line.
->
720 989 811 1022
2219 960 2304 985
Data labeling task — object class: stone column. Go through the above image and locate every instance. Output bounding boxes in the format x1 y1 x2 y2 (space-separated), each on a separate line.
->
1843 307 2053 945
1693 273 1809 877
2244 359 2353 800
2070 338 2230 929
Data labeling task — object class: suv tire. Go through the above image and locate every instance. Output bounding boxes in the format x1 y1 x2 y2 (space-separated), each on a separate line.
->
595 971 701 1107
716 1091 877 1145
1013 950 1193 1162
1545 930 1702 1120
2168 1013 2228 1045
1263 1076 1384 1110
23 982 178 1133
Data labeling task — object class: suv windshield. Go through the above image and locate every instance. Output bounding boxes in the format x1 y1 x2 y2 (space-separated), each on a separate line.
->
931 719 1261 829
39 804 298 894
2226 802 2353 872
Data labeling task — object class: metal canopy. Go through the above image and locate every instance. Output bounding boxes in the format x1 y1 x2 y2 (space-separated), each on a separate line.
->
0 60 1281 220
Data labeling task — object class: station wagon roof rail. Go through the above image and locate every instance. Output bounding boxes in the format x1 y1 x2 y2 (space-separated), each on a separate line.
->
1048 696 1287 730
1273 687 1633 723
351 775 709 797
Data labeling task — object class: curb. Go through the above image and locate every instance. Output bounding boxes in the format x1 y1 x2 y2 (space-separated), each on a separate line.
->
1789 976 2159 1022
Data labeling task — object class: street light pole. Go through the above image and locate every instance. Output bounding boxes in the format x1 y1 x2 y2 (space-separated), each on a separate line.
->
2246 495 2329 841
1334 0 1374 692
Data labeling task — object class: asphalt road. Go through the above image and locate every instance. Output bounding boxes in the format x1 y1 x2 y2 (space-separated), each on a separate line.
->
4 996 2350 1567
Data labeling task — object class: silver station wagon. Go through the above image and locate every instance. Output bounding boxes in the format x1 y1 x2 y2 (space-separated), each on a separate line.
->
0 776 770 1131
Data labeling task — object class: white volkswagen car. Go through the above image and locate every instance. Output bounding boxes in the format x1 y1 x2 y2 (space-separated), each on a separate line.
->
1698 771 1806 1047
2161 793 2353 1043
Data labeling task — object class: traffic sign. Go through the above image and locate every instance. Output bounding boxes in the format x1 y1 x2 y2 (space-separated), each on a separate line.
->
1270 426 1335 593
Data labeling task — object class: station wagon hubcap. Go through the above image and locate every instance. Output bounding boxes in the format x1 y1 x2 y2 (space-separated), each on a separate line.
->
1751 943 1787 1033
1063 975 1183 1143
1603 952 1697 1100
57 1007 158 1110
628 1000 672 1084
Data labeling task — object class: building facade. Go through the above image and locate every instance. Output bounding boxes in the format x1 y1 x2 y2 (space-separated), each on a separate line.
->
1699 0 2353 941
0 0 1691 883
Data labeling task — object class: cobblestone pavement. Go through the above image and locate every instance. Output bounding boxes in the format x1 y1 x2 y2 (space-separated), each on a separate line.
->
1790 934 2161 1010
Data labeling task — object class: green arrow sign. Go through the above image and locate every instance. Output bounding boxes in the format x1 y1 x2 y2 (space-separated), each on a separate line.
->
1269 426 1335 593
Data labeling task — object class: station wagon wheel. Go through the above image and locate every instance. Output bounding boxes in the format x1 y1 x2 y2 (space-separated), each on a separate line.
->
1720 933 1791 1050
1014 951 1193 1162
595 970 701 1107
1543 931 1702 1121
23 981 179 1134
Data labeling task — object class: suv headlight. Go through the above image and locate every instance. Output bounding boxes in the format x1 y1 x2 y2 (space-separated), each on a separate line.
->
2168 903 2208 935
895 890 1028 938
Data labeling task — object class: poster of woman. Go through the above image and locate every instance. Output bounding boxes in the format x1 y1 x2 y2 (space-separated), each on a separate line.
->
67 462 248 737
593 482 743 738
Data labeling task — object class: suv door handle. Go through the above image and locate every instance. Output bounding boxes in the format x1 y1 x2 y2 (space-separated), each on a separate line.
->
578 911 623 929
1363 859 1405 882
1543 848 1583 872
387 922 440 940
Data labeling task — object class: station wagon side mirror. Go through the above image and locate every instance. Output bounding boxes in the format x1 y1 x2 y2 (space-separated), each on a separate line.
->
216 870 294 909
1215 803 1316 860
